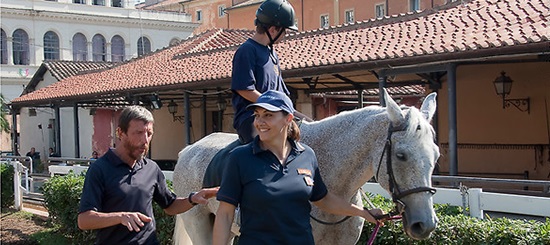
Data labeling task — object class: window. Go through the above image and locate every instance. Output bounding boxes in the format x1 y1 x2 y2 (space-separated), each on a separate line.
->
345 10 354 24
93 0 104 6
410 0 420 11
92 34 106 61
196 10 202 22
169 38 180 46
72 33 87 61
218 5 225 17
112 0 122 7
73 0 85 3
1 29 7 64
43 31 60 60
375 3 385 18
137 37 151 57
320 14 329 28
111 35 125 62
12 29 29 65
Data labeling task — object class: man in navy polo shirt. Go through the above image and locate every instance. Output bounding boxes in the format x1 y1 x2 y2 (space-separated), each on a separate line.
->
78 106 218 245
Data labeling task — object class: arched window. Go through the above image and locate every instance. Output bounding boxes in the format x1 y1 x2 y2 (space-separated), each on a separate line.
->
92 34 106 61
44 31 60 60
111 35 125 62
13 29 29 65
1 29 7 64
72 33 87 61
137 37 151 57
169 38 180 46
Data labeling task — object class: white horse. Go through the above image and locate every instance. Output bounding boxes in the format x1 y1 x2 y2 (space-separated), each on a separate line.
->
172 89 439 244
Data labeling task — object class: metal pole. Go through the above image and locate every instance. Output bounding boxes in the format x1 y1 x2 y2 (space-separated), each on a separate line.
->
55 106 61 156
378 70 387 106
73 105 80 158
357 88 364 108
447 63 458 176
11 108 19 155
202 90 207 136
184 92 191 145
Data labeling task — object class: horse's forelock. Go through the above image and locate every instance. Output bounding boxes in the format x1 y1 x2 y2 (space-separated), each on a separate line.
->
402 107 436 140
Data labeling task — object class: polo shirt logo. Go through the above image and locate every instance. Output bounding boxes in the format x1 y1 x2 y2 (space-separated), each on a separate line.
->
297 168 312 176
304 176 314 186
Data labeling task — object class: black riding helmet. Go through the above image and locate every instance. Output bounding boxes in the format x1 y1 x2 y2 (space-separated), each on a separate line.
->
255 0 298 48
255 0 298 31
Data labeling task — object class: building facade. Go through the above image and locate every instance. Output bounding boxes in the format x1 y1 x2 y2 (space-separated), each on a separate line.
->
145 0 458 34
0 0 197 153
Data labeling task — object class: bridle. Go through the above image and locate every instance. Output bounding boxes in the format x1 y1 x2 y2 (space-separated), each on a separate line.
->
374 119 437 215
310 113 436 224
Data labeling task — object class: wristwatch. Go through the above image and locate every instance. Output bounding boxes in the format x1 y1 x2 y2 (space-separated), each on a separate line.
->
188 192 198 206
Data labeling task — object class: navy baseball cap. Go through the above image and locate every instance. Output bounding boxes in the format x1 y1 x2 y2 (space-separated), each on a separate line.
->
246 90 295 114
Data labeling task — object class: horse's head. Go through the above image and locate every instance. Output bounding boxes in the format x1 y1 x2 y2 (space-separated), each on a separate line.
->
376 88 439 240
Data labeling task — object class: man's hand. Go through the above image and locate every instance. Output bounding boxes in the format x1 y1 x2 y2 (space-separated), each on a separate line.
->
120 212 152 232
191 187 220 205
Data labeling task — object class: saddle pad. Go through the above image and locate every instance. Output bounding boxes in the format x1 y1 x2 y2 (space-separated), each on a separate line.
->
202 139 242 188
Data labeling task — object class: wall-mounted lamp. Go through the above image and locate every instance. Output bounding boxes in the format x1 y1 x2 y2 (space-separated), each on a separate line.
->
217 96 227 111
493 71 530 114
167 100 185 123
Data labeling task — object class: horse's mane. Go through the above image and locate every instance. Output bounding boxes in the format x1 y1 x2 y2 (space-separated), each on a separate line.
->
305 104 435 140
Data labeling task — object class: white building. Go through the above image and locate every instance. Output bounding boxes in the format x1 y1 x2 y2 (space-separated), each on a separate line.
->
1 0 198 155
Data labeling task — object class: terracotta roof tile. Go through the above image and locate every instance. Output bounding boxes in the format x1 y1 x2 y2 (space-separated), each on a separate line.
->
12 0 550 105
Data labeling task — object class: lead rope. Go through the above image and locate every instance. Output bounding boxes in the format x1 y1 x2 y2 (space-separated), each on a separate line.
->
359 187 402 245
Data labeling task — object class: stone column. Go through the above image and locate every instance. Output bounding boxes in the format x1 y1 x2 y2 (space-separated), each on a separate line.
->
7 37 13 65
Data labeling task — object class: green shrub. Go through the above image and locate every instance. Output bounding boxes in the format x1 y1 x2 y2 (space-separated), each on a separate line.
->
41 172 94 243
357 195 550 245
1 163 15 208
153 180 175 245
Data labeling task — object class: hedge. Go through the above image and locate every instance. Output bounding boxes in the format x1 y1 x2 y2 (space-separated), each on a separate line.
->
1 163 15 208
41 174 550 245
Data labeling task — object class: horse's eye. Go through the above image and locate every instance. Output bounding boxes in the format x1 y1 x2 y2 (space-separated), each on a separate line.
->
396 153 407 161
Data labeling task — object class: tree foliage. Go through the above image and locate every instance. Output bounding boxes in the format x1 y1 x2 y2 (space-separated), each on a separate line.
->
0 94 10 134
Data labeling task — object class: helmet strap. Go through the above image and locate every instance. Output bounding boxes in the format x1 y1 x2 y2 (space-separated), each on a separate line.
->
264 26 285 55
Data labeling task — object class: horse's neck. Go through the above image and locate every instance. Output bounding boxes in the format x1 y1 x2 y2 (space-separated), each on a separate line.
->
301 108 389 197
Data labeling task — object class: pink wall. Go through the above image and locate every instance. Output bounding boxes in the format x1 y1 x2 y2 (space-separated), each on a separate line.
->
92 109 120 156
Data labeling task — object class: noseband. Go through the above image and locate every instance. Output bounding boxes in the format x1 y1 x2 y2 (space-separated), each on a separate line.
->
375 119 436 214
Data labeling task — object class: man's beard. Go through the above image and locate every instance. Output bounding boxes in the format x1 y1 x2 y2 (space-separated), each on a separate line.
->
124 140 148 160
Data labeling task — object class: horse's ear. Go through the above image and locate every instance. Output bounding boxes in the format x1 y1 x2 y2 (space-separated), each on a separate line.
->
420 92 437 122
383 88 405 125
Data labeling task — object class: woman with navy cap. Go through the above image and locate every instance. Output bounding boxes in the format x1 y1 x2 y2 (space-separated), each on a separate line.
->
213 90 384 245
